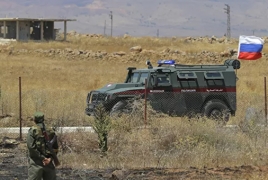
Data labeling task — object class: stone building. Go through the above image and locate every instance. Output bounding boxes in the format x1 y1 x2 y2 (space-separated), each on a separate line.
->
0 18 76 41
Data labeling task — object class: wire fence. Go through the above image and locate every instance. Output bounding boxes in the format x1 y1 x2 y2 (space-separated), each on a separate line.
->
0 83 89 128
0 76 267 129
0 77 267 179
0 77 266 127
85 77 267 126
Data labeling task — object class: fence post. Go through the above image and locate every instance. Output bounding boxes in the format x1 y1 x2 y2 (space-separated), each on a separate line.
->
265 77 267 127
19 77 22 140
144 79 147 127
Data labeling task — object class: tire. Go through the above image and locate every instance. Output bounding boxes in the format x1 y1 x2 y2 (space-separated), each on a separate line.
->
110 100 128 117
202 99 230 122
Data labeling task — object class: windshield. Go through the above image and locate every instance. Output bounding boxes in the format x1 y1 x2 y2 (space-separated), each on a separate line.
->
130 72 139 83
139 72 149 83
126 72 149 83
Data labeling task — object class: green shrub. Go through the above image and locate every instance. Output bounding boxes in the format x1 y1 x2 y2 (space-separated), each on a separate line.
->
92 104 111 153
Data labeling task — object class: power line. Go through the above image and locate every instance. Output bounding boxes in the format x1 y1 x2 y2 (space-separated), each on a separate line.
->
104 20 106 36
224 4 231 41
109 11 113 37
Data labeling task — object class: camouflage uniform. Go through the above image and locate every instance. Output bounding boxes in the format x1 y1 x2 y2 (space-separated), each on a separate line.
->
27 112 59 180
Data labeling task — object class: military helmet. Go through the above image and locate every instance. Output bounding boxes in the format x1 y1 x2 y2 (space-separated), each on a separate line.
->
34 112 44 123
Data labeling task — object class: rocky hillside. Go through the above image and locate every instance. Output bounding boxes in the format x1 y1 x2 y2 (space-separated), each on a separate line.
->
1 34 268 65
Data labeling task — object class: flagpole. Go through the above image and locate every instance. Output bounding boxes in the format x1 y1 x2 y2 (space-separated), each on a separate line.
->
265 77 267 127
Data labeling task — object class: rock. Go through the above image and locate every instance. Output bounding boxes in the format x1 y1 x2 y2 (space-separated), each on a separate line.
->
186 37 192 41
141 49 155 54
114 51 126 56
218 37 226 43
110 170 129 180
130 46 142 53
0 137 19 148
163 48 170 53
65 48 73 53
211 35 217 41
123 34 129 39
85 52 91 57
220 50 231 57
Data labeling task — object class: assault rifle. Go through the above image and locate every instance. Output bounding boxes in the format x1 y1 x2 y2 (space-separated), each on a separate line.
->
41 123 60 167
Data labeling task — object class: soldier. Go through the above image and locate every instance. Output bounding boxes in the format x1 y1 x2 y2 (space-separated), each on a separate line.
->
27 112 59 180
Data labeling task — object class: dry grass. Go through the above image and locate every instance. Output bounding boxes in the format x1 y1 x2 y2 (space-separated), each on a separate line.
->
57 117 268 170
1 36 268 171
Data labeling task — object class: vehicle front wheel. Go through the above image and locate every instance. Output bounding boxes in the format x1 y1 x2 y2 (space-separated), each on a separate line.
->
202 99 230 122
110 100 128 117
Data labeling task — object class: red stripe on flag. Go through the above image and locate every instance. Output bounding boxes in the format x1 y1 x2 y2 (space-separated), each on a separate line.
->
238 52 262 60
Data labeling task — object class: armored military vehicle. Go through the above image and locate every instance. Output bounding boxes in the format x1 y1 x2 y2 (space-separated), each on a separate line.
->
85 59 240 121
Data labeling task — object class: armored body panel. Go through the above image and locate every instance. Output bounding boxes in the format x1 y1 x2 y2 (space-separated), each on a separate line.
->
85 59 240 121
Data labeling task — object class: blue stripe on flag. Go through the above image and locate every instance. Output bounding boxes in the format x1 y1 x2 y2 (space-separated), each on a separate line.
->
239 43 263 53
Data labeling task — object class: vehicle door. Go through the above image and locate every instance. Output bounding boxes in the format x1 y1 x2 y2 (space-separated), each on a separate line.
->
177 71 203 116
147 70 175 115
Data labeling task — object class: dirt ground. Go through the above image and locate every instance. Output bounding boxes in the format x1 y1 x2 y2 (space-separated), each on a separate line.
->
1 138 268 180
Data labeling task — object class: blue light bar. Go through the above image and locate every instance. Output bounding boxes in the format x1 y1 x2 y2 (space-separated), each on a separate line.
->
157 60 176 65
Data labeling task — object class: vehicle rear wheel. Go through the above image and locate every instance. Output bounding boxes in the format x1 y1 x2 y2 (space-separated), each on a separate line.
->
202 99 230 122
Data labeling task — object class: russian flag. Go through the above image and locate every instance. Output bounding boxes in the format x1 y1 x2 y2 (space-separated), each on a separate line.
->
237 35 264 60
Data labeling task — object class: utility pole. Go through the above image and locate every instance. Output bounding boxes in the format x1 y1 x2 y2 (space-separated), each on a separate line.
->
224 4 231 41
157 29 159 38
109 11 113 37
104 20 106 36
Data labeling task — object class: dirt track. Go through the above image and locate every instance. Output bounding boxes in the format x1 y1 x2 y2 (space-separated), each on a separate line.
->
1 141 268 180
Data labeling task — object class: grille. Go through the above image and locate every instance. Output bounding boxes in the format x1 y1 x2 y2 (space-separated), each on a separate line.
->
89 93 107 103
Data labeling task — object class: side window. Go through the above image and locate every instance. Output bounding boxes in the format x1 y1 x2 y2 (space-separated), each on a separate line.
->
157 76 170 83
177 71 198 88
131 72 139 83
204 72 224 79
139 72 149 83
180 79 198 88
206 79 224 87
154 74 171 86
178 72 196 79
204 72 224 87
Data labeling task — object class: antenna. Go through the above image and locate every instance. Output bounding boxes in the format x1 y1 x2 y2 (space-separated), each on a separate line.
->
224 4 231 41
109 11 113 37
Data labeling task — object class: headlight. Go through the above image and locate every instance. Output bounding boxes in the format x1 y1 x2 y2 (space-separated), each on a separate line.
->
87 93 92 103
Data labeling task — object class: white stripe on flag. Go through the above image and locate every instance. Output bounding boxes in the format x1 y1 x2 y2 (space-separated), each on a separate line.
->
239 35 264 45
